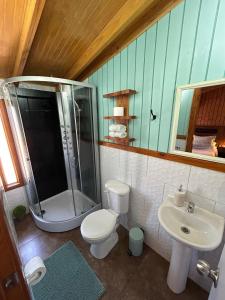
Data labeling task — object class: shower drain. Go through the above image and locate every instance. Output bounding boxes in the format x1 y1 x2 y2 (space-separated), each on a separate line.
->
180 226 190 234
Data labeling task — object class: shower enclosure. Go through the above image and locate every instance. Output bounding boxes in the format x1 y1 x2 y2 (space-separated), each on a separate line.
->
2 76 101 232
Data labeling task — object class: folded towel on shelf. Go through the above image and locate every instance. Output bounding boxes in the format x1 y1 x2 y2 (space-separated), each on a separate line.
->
109 131 127 138
116 131 127 138
109 124 126 132
109 131 117 137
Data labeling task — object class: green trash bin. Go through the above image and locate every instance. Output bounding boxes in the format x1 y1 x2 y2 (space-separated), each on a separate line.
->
129 227 144 256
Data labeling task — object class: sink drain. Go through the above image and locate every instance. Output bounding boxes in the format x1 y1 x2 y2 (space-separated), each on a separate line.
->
181 226 190 234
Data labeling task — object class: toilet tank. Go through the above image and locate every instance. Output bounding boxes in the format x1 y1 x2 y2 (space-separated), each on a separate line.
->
105 180 130 214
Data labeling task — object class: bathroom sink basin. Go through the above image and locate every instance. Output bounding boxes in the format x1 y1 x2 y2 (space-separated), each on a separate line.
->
158 197 224 251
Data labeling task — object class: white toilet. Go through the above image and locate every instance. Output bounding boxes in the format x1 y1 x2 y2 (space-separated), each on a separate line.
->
80 180 130 259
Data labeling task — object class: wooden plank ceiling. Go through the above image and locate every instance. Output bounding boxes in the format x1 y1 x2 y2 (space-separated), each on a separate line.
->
0 0 28 77
1 0 181 80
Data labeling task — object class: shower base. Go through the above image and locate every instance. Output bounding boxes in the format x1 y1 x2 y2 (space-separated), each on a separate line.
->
30 190 101 232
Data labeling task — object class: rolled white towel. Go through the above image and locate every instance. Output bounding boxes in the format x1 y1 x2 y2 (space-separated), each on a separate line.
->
109 131 117 137
109 124 126 132
109 131 127 138
109 124 117 131
115 124 126 132
116 131 127 138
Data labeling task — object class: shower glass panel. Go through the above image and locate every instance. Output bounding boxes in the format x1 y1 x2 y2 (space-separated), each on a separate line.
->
14 86 77 221
72 86 98 202
17 88 68 200
58 85 99 216
5 85 42 216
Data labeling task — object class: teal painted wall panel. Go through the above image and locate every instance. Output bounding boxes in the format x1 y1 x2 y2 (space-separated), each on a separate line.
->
149 15 170 150
107 59 114 130
140 25 157 148
158 2 185 152
206 0 225 79
102 64 109 137
120 48 128 90
127 41 137 140
133 33 146 147
175 0 201 86
89 0 225 152
190 0 219 82
97 68 104 140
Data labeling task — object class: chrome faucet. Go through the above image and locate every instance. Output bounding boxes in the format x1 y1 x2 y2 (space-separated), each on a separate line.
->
187 201 195 213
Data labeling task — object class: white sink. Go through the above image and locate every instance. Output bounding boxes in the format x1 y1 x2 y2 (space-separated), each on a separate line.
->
158 198 224 251
158 196 224 294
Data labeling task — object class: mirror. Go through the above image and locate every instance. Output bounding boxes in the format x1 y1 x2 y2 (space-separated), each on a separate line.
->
170 79 225 163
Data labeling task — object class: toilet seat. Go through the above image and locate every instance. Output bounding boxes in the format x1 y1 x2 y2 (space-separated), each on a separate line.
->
81 209 117 242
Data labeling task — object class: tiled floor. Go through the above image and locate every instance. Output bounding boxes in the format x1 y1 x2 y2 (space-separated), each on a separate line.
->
15 215 208 300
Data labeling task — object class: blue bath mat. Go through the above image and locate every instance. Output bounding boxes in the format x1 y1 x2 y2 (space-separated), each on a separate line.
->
31 241 105 300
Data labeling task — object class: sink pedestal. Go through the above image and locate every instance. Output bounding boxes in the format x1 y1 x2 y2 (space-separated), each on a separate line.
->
167 239 193 294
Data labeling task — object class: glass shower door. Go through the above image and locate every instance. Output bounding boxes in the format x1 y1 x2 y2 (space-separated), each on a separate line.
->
8 84 77 221
60 84 99 216
5 84 41 216
72 85 99 214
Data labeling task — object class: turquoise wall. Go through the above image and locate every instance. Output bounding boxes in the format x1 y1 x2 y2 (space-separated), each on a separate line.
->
88 0 225 152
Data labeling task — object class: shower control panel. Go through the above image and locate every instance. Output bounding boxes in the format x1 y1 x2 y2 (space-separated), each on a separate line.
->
60 125 73 150
57 89 79 191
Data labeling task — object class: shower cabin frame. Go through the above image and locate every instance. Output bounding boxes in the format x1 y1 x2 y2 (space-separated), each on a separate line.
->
2 76 101 232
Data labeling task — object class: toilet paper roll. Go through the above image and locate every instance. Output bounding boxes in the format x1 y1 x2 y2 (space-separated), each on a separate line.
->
24 256 46 286
113 107 124 116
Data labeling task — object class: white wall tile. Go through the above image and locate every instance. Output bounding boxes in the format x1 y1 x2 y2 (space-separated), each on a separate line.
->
128 189 145 227
6 186 28 213
119 150 147 189
3 191 18 243
162 184 215 212
100 146 120 181
147 157 191 188
188 167 225 203
100 146 120 207
186 191 215 212
143 201 160 240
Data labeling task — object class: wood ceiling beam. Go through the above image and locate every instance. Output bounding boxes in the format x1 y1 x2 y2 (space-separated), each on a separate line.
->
78 0 182 81
12 0 46 76
66 0 157 79
66 0 182 80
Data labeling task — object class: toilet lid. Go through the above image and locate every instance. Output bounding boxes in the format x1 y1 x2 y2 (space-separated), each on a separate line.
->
81 209 117 241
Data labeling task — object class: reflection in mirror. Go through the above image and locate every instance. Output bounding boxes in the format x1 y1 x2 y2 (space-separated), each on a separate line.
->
174 83 225 161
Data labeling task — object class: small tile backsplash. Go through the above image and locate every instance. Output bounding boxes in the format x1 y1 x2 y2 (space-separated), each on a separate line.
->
100 145 225 292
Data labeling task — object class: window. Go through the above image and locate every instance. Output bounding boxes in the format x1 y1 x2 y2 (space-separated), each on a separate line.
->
0 99 23 191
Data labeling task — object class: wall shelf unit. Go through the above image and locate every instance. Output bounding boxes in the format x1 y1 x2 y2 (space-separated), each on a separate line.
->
103 89 136 145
